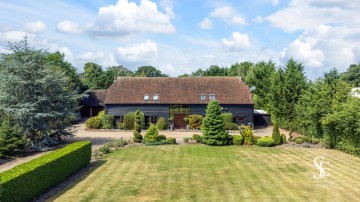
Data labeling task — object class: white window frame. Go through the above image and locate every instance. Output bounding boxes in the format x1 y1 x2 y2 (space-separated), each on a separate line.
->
210 94 215 100
144 94 149 101
153 94 159 101
200 94 206 101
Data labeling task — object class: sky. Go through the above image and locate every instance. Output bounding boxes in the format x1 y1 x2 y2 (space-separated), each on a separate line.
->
1 0 360 78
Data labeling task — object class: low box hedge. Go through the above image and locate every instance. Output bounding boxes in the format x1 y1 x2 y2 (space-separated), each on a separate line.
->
0 141 91 202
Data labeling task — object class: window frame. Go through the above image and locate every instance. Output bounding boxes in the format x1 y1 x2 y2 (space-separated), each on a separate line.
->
200 94 206 101
153 94 159 101
144 94 149 101
209 94 215 100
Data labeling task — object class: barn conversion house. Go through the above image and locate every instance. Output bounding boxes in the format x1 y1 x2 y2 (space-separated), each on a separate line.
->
103 77 254 129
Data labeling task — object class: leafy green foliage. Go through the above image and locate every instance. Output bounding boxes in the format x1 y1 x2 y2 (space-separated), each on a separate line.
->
0 38 84 143
243 126 255 145
281 134 287 144
166 137 176 144
144 124 158 144
295 138 304 144
124 112 135 130
134 66 168 77
340 63 360 87
101 114 114 129
156 117 167 130
272 123 282 145
85 117 101 129
99 144 111 154
222 113 238 130
133 110 143 143
188 114 203 130
82 62 103 89
256 136 275 147
335 141 360 157
0 122 29 157
232 135 243 145
0 141 91 202
192 134 202 143
157 134 167 141
202 100 230 146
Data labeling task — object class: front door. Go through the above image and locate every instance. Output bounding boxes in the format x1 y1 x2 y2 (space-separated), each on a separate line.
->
174 114 186 129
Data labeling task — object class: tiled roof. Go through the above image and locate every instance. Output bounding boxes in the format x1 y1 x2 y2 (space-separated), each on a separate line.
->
81 90 106 106
105 77 253 105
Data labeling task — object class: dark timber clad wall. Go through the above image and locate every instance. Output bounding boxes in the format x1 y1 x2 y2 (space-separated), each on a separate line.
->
107 104 253 125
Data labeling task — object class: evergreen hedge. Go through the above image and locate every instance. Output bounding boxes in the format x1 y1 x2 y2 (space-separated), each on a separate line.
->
0 141 91 202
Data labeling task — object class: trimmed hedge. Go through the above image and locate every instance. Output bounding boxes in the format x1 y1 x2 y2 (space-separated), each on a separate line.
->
0 141 91 202
256 136 275 147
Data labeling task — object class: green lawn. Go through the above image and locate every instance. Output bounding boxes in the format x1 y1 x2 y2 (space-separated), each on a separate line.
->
49 145 360 202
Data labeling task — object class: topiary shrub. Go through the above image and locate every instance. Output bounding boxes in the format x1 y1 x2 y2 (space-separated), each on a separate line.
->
167 137 176 144
202 100 230 146
156 117 167 130
0 122 29 158
256 136 275 147
157 134 167 141
232 135 243 145
133 110 143 143
144 124 158 143
85 117 101 129
272 122 282 145
188 114 203 130
101 114 114 129
139 111 145 129
192 134 202 143
243 126 255 145
124 112 135 130
0 141 91 202
295 138 304 144
281 134 287 144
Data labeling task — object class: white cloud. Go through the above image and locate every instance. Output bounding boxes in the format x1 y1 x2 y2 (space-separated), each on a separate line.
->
89 0 175 37
117 39 158 63
77 51 105 61
210 5 246 25
23 21 46 33
272 0 280 6
281 25 360 76
252 16 264 23
222 32 250 51
57 21 82 34
199 18 212 30
0 31 29 44
266 0 360 32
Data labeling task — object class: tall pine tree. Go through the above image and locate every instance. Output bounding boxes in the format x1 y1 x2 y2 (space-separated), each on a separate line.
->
202 100 230 146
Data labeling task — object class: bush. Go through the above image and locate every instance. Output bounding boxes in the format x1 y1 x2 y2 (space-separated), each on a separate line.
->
156 117 167 130
111 138 128 147
117 122 124 130
101 114 114 129
133 110 143 143
225 122 238 131
85 117 101 129
256 136 275 147
281 134 287 144
0 141 91 202
192 134 202 143
188 114 203 130
232 135 243 145
97 110 105 119
0 122 29 157
99 144 111 154
183 137 190 143
312 138 320 144
335 141 360 157
243 126 255 145
157 134 167 141
124 112 135 130
221 113 233 123
167 137 176 144
272 123 282 145
144 124 158 143
295 138 304 144
145 140 170 146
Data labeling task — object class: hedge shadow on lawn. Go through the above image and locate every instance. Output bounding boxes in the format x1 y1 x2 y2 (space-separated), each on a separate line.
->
36 159 107 201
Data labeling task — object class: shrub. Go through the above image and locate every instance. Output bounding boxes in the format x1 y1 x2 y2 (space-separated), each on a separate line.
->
85 117 101 129
97 110 105 119
145 140 170 146
189 114 203 130
192 134 202 143
295 138 304 144
0 122 29 157
335 141 360 157
157 134 167 141
202 100 230 146
133 110 143 143
111 138 128 147
99 144 111 154
312 138 320 144
101 114 114 129
225 122 238 131
272 123 281 145
221 113 233 124
117 122 124 130
167 137 176 144
302 136 312 143
144 124 158 143
256 136 275 147
139 111 145 129
281 134 287 144
232 135 243 145
0 141 91 202
183 137 191 143
124 112 135 130
156 117 167 130
243 126 255 145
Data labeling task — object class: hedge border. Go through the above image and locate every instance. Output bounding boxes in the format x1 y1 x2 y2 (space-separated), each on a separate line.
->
0 141 91 202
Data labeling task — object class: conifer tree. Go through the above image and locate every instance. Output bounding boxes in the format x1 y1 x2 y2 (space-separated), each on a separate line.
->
133 109 143 143
0 121 29 157
272 122 282 145
202 100 229 146
144 124 158 143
